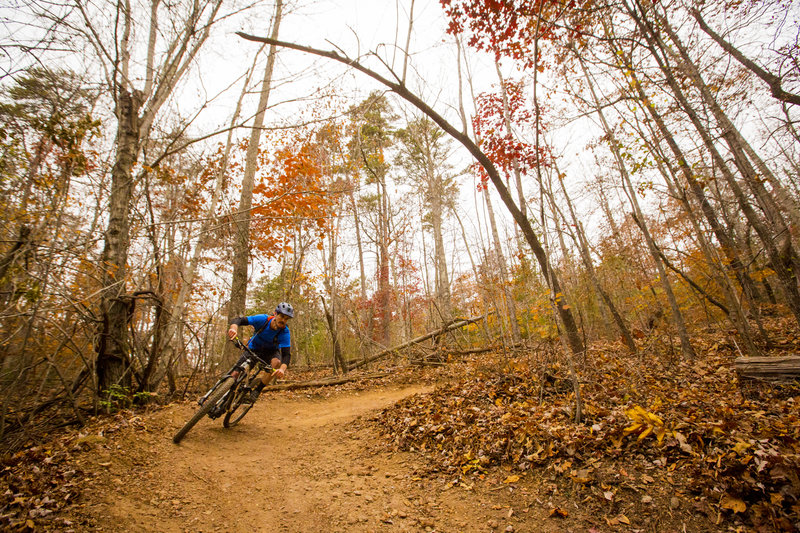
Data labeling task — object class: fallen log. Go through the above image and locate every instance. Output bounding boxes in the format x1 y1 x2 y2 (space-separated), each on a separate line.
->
442 346 496 356
262 372 389 391
346 314 487 371
734 356 800 380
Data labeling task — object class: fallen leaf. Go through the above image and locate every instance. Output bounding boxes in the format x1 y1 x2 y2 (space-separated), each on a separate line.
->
720 494 746 513
674 432 692 454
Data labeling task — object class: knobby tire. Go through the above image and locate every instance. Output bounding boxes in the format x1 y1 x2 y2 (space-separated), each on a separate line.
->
172 376 235 444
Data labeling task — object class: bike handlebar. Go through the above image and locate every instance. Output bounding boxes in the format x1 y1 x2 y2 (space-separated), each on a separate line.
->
230 337 276 372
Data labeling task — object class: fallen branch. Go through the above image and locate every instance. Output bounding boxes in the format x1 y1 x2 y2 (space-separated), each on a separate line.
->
442 346 497 356
346 314 488 371
263 372 388 391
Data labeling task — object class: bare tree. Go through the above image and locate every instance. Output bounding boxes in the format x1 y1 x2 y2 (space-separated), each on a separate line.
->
623 0 800 327
70 0 226 392
226 0 284 365
575 48 696 358
395 117 456 326
690 7 800 107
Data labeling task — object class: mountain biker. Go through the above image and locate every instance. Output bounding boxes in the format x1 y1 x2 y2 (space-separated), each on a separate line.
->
227 302 294 401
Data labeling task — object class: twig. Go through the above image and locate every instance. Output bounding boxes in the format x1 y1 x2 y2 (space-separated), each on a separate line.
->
189 467 210 484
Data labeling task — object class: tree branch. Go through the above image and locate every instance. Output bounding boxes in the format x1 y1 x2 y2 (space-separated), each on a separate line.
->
691 8 800 106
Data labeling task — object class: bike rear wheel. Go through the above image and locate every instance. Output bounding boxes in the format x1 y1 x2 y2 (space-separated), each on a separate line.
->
223 379 257 428
173 376 235 444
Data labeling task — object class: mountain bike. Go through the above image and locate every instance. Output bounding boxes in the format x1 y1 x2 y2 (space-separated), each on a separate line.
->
172 338 275 444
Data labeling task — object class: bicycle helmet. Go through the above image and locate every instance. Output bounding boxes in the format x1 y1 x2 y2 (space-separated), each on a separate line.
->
275 302 294 318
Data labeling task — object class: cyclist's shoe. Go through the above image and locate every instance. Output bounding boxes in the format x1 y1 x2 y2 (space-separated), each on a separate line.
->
243 381 266 403
242 388 260 404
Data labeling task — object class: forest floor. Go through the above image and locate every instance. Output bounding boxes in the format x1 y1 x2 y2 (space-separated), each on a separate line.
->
2 320 800 532
5 380 600 533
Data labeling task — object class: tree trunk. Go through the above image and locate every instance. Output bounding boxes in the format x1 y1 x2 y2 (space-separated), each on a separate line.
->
577 53 695 358
734 356 800 380
625 0 800 326
96 88 141 393
93 0 224 394
347 314 487 371
430 160 452 325
376 175 392 348
321 296 346 374
550 161 637 353
483 189 521 343
227 0 283 365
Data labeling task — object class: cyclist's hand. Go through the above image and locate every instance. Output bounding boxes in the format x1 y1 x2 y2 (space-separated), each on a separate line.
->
227 325 237 340
274 368 285 379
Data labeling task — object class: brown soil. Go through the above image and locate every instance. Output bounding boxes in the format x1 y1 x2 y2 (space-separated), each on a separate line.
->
60 384 589 533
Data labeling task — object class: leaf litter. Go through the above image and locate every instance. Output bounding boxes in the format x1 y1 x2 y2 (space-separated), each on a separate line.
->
1 325 799 532
374 327 800 532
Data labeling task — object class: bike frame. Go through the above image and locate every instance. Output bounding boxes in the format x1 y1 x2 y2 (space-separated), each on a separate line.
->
173 338 275 443
201 338 273 416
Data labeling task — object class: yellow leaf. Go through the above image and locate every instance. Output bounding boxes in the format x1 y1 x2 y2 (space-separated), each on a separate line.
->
504 475 520 484
732 440 750 455
623 423 642 435
720 494 746 513
618 514 630 525
645 412 664 426
637 425 654 441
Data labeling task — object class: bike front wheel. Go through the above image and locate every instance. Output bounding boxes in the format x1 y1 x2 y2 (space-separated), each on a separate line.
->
173 376 235 444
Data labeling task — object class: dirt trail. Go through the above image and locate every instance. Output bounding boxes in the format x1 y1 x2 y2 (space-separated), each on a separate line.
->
67 385 558 533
